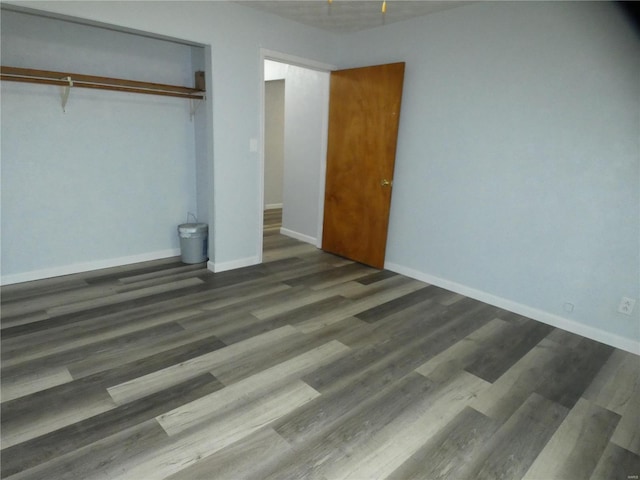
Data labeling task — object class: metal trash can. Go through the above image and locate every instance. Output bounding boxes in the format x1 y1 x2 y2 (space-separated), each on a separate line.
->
178 223 208 264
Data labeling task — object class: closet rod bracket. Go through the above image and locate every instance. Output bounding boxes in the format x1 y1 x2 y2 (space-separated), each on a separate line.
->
60 76 73 112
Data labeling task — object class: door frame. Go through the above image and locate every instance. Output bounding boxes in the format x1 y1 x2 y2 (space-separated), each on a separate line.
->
257 48 335 263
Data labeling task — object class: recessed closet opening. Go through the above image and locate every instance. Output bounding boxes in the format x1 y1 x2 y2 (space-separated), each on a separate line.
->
0 6 212 285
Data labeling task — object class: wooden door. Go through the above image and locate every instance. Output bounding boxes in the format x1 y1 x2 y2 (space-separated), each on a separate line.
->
322 62 405 269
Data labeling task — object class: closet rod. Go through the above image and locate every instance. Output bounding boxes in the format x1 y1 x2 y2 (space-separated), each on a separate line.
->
0 66 205 100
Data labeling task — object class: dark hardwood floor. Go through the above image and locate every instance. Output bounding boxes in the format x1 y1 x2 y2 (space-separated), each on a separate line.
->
1 210 639 479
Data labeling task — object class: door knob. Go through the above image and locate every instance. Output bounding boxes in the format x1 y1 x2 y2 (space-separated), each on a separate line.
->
381 179 392 187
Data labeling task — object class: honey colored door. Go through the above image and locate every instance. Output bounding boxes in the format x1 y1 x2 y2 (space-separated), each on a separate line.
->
321 62 405 269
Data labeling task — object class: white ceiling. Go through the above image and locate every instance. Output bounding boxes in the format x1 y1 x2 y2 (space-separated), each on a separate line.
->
237 1 473 33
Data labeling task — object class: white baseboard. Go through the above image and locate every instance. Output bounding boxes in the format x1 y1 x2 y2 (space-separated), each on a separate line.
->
280 227 316 246
384 262 640 355
1 248 181 286
264 203 283 210
208 256 259 273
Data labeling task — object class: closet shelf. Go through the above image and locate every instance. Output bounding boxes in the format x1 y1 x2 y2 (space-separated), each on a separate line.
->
0 66 205 100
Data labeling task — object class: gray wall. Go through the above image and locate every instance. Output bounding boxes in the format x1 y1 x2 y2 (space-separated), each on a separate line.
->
264 80 285 209
337 1 640 347
1 1 637 350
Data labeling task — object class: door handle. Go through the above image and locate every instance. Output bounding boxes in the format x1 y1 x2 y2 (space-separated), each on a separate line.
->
381 179 392 187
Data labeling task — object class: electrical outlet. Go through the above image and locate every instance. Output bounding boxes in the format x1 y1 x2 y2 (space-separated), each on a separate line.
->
618 297 636 316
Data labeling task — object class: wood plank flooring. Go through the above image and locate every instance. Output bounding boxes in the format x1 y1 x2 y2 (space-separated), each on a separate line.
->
1 209 639 479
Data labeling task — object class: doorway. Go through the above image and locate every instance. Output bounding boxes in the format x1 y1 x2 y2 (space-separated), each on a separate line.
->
259 51 333 261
